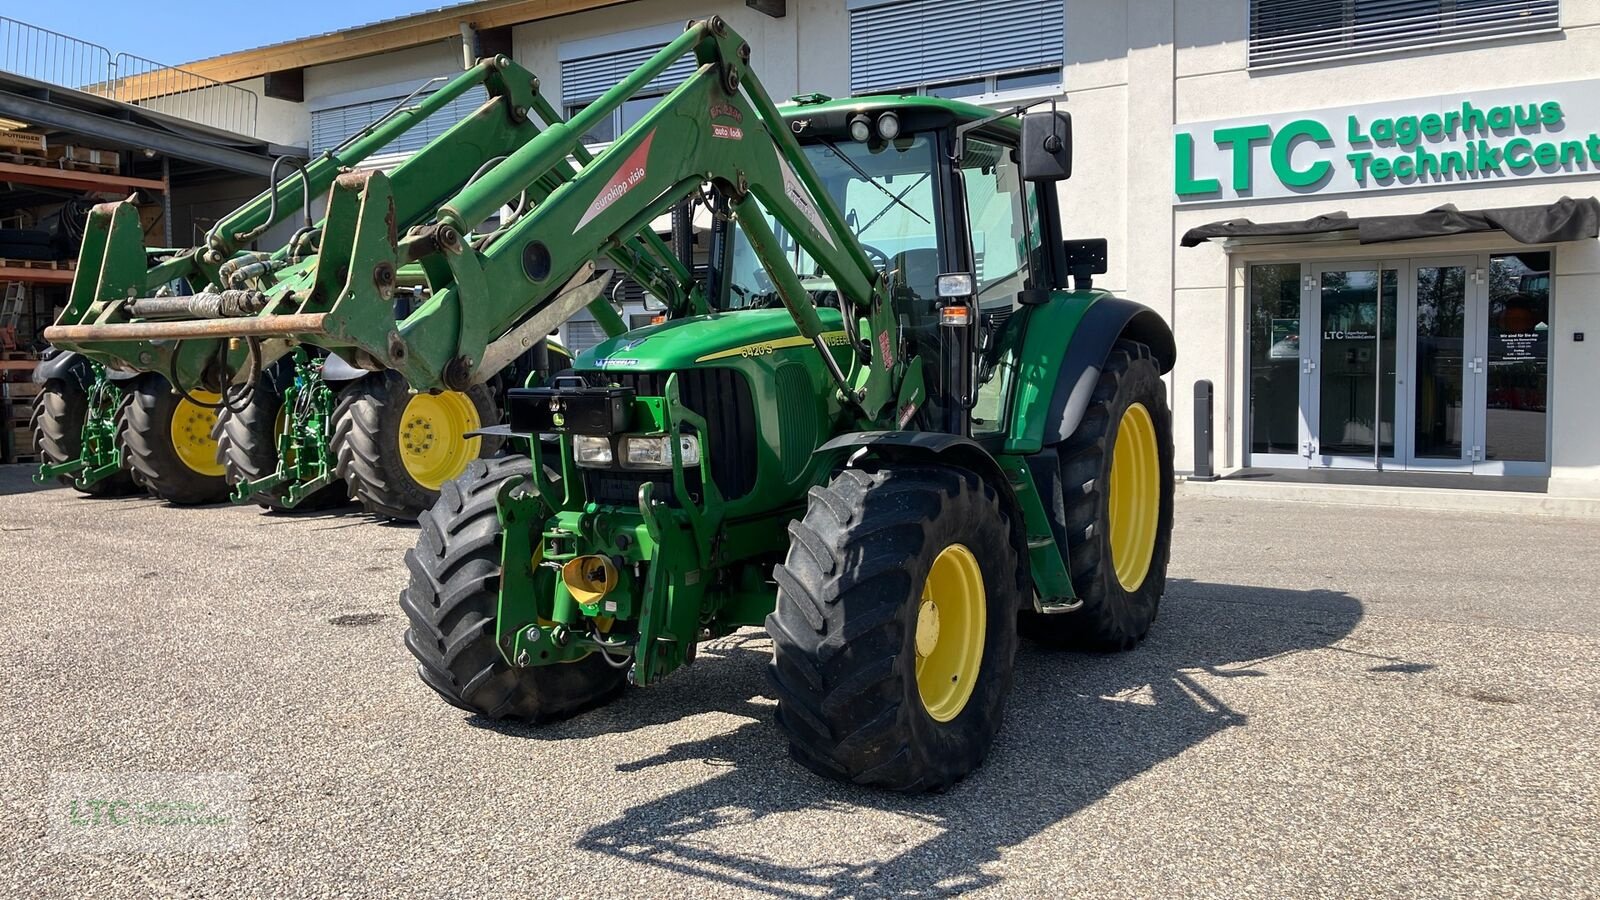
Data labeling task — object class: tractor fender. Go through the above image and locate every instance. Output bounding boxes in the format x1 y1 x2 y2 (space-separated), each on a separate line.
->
33 349 133 385
815 431 1031 605
320 353 371 384
1043 296 1174 445
32 348 88 385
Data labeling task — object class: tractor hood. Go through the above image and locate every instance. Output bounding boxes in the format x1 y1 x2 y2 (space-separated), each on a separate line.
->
577 307 847 372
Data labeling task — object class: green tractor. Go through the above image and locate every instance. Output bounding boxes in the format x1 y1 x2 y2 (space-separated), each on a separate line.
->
46 18 1174 790
32 350 228 503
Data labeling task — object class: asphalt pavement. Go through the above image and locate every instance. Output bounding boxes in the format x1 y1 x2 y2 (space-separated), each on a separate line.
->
1 464 1595 898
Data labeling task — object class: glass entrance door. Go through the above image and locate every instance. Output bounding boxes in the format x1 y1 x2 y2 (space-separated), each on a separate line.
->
1305 264 1400 468
1244 253 1552 476
1405 257 1476 470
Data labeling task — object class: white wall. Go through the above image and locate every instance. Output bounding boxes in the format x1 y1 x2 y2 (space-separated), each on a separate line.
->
511 0 840 105
239 76 310 148
302 39 466 113
1049 0 1600 494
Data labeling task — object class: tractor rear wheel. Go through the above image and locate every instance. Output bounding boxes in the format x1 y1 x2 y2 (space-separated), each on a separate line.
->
30 376 139 495
118 374 230 505
768 464 1023 792
1020 339 1174 650
331 371 501 521
216 357 347 511
400 455 628 720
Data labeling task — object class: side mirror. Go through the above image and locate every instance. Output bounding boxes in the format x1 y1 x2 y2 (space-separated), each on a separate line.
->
1018 110 1072 182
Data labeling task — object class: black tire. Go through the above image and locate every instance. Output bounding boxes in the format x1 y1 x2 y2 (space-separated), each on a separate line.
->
767 464 1024 792
214 357 347 511
1020 339 1174 650
331 371 502 521
118 374 230 505
400 455 627 720
29 376 139 496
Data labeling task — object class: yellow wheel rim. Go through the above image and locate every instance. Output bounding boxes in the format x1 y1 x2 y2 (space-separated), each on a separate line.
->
1108 402 1160 592
915 543 986 723
170 391 224 476
397 391 482 491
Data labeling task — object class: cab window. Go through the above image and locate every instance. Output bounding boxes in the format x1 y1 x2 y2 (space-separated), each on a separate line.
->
961 138 1043 436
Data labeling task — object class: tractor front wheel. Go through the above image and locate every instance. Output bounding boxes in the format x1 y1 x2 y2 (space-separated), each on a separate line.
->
30 375 139 495
1020 339 1174 650
768 464 1023 792
400 455 628 721
118 374 230 505
216 357 347 511
331 371 501 521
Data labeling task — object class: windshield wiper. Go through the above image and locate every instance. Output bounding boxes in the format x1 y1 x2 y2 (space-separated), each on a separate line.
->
818 139 930 226
858 173 930 234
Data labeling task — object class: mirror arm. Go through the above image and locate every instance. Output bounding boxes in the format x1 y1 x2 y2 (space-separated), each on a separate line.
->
951 97 1059 162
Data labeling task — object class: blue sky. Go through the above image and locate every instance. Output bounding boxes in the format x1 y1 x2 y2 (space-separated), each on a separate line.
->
20 1 441 65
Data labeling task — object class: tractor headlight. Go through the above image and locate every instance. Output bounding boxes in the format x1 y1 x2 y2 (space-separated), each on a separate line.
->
621 434 701 469
848 113 872 143
877 111 900 141
573 435 614 466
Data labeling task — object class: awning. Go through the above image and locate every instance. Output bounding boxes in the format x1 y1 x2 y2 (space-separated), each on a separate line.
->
1180 196 1600 248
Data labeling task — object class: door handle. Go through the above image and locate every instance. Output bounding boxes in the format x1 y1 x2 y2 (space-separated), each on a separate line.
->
1303 360 1318 374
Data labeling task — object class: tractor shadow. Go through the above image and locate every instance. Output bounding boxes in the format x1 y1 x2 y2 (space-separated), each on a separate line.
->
511 579 1367 897
0 463 74 496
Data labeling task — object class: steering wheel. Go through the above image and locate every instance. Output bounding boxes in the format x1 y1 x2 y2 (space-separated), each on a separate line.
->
859 242 891 274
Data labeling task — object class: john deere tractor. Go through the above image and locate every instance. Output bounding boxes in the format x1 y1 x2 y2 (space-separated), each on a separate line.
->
46 18 1175 791
32 351 227 504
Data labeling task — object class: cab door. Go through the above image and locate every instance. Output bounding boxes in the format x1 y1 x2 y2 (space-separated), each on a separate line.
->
956 136 1049 440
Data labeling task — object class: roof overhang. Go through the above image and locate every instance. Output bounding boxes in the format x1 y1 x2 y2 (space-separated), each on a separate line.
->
179 0 640 84
1181 197 1600 249
0 72 297 177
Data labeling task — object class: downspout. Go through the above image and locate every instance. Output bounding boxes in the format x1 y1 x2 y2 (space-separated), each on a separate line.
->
459 22 476 70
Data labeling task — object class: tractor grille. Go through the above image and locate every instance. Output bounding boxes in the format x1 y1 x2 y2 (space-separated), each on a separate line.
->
584 469 703 507
582 367 759 504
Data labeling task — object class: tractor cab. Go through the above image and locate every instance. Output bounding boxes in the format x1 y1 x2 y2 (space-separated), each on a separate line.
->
714 95 1073 437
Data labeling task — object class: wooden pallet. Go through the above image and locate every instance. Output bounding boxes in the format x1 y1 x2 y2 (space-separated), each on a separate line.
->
0 149 48 167
0 258 73 271
56 159 120 176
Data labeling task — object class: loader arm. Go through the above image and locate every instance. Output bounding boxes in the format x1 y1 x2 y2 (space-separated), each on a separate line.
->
46 55 694 391
47 17 905 423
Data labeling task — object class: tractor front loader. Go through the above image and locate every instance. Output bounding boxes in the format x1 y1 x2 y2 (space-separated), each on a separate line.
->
43 60 687 518
32 248 229 503
48 17 1176 791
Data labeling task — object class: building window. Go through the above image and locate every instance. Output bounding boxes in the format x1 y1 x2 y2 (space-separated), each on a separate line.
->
848 0 1064 99
562 41 697 145
309 87 488 157
1248 0 1562 69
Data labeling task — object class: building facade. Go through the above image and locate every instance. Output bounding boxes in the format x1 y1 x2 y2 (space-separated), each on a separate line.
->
202 0 1600 498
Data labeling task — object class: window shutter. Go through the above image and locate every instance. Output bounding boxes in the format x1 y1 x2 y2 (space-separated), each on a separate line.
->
562 319 610 353
310 87 489 156
561 43 698 107
849 0 1064 94
1249 0 1562 68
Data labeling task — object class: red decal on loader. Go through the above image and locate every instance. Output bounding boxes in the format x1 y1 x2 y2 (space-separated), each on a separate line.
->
575 130 656 231
878 330 894 369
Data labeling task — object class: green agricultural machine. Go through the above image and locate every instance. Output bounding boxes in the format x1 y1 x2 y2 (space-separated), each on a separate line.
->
32 351 226 503
33 86 636 518
46 18 1175 790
